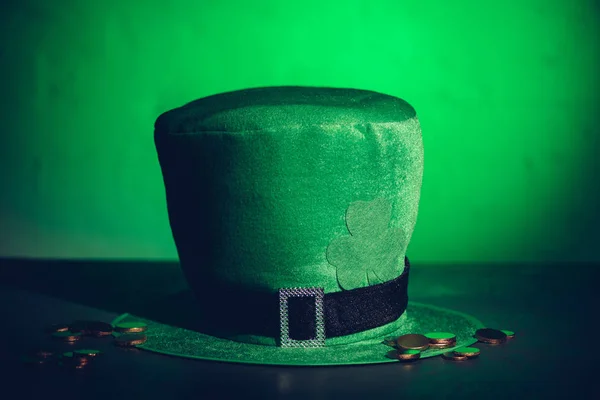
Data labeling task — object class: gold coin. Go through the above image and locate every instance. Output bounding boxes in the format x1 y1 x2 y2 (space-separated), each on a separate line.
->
453 347 481 358
396 334 430 351
52 331 82 342
441 352 469 361
382 337 398 348
396 349 421 361
114 322 148 334
114 333 147 347
74 349 101 358
428 342 456 349
501 330 515 339
475 328 507 344
385 349 421 361
424 332 457 344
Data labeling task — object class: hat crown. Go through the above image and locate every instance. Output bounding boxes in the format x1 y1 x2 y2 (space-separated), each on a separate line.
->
155 86 416 134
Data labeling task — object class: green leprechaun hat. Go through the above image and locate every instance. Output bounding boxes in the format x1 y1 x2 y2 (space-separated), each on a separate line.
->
112 86 484 365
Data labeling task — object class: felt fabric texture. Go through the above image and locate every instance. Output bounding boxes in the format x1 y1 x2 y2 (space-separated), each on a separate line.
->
151 86 479 365
111 302 484 366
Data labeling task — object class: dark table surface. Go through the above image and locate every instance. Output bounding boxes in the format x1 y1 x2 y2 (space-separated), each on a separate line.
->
0 258 598 399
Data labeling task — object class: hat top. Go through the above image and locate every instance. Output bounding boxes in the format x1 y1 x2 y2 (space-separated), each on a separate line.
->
155 86 417 134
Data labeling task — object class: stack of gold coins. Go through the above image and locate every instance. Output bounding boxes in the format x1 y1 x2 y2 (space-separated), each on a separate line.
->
383 334 430 362
382 327 516 362
22 320 154 370
27 318 151 371
424 332 457 349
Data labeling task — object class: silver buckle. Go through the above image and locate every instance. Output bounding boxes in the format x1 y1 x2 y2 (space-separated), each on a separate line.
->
278 287 325 348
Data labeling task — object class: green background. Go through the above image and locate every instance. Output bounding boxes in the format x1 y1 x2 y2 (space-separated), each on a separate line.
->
0 0 598 263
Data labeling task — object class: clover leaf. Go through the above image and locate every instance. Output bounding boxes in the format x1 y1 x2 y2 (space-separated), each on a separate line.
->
326 198 406 290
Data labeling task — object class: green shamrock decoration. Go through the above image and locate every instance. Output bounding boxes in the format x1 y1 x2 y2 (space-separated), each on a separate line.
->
326 198 406 290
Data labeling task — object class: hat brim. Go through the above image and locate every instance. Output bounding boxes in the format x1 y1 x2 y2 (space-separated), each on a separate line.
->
111 301 484 366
